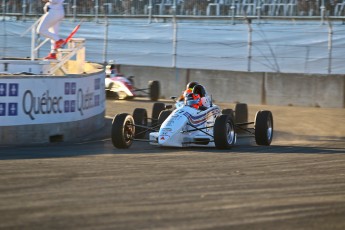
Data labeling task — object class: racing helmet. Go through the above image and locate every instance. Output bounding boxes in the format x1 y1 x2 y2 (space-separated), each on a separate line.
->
192 84 206 97
186 81 199 91
184 93 200 108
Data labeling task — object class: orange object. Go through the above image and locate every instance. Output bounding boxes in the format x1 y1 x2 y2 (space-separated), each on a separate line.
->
44 53 57 59
54 39 65 50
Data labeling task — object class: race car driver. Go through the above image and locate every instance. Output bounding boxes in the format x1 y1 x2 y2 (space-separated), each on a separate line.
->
178 81 199 101
185 84 211 110
185 92 202 109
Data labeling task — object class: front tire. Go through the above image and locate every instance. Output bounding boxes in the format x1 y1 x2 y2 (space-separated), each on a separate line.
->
133 108 148 139
255 110 273 146
214 114 236 149
158 110 172 128
111 113 135 149
151 102 165 127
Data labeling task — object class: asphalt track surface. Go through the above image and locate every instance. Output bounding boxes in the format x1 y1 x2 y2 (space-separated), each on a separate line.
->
1 98 344 230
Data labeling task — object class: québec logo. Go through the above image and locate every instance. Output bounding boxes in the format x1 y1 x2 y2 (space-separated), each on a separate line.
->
0 83 19 116
64 82 77 113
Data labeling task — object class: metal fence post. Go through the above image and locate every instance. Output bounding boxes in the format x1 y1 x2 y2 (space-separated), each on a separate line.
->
148 0 152 24
73 0 77 22
320 0 325 25
172 0 177 68
230 0 236 25
2 0 6 21
95 0 99 22
247 19 252 72
103 10 109 65
327 21 333 74
257 0 261 23
172 0 179 93
22 0 27 21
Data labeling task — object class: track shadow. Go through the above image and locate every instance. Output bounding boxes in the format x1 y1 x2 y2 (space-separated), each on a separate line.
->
1 120 344 160
0 138 344 160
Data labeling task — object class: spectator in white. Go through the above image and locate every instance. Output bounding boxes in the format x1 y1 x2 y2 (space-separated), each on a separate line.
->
37 0 65 59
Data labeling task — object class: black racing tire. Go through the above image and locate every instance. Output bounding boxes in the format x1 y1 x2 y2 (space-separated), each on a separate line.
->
106 90 119 99
106 83 120 100
214 114 236 149
111 113 135 149
149 80 160 101
158 110 172 127
107 82 114 91
133 108 148 139
151 102 165 127
222 109 235 120
235 103 248 124
255 110 274 146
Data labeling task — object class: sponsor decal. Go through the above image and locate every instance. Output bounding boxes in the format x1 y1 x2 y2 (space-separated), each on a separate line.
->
94 78 101 90
64 100 76 113
1 77 104 123
166 120 174 126
23 90 63 120
0 103 6 116
22 82 99 120
8 83 19 96
183 107 220 127
65 82 77 95
94 94 100 106
0 83 7 96
8 103 18 116
0 83 19 116
160 135 170 140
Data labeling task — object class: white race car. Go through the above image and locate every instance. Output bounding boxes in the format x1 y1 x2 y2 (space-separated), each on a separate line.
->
111 92 273 149
105 64 160 101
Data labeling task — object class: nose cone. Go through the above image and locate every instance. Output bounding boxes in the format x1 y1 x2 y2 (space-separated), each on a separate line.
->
158 109 188 146
158 131 170 145
158 127 182 147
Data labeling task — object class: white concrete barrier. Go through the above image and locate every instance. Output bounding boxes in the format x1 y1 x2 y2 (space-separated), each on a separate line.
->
0 61 106 145
119 65 345 108
265 73 345 108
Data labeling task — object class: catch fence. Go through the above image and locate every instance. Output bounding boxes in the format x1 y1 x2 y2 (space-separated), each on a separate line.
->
1 0 345 74
2 0 345 21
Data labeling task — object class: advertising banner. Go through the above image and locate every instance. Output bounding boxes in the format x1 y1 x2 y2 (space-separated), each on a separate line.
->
0 74 105 126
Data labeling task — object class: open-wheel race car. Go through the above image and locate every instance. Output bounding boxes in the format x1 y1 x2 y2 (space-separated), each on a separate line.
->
110 85 274 149
105 63 160 101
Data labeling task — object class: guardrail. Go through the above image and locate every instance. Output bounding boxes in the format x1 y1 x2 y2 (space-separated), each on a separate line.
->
1 0 345 23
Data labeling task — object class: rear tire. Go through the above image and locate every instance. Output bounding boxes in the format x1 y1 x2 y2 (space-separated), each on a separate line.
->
255 110 274 146
111 113 135 149
235 103 248 124
222 109 235 120
235 103 248 133
214 114 236 149
151 102 165 127
133 108 148 139
149 80 160 101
